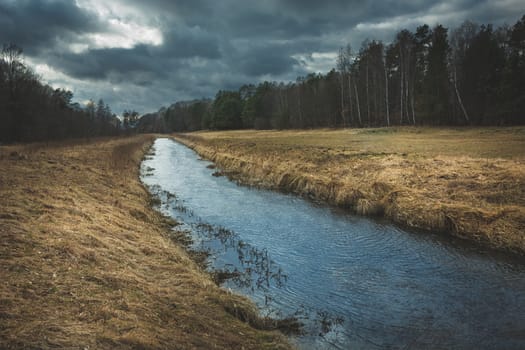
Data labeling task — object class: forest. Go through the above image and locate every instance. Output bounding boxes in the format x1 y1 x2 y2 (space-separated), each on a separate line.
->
153 16 524 132
1 16 524 143
0 44 126 143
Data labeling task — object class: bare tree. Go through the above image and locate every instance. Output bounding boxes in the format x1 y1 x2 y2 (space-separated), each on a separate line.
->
345 45 354 126
395 30 416 124
336 47 348 126
365 47 370 125
352 61 362 126
384 52 390 126
1 44 25 104
450 21 478 123
399 41 404 124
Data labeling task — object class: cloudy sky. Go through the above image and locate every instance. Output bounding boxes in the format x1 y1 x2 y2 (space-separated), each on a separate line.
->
0 0 523 114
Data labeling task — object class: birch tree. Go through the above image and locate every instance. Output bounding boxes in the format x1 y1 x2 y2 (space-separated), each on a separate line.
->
450 21 478 123
344 45 354 126
336 47 348 126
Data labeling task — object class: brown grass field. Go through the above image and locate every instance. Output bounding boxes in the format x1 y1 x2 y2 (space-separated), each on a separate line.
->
0 135 291 349
175 127 525 254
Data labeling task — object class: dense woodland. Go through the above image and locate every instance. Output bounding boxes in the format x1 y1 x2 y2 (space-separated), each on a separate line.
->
146 16 525 132
2 16 524 143
0 44 125 143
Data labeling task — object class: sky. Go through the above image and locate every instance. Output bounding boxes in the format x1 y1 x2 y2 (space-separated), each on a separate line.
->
0 0 523 115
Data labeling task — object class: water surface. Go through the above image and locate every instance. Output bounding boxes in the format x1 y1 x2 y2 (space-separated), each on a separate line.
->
141 138 525 349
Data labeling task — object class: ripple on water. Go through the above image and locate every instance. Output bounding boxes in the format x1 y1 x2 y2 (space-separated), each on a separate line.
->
142 138 525 350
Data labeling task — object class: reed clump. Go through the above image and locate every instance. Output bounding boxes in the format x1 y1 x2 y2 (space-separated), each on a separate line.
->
174 127 525 254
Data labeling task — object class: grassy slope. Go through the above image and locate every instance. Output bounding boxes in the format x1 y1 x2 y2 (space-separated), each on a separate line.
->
0 135 291 349
175 127 525 253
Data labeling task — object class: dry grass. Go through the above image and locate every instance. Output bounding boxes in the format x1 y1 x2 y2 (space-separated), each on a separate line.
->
174 127 525 254
0 135 291 349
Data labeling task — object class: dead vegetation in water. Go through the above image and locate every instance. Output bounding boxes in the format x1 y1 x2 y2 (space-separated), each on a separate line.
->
0 135 292 349
174 127 525 254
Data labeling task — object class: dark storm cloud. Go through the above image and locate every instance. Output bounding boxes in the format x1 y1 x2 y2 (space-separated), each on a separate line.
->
52 45 158 81
226 11 323 39
1 0 522 113
0 0 100 55
236 44 300 76
49 25 222 82
161 26 221 59
127 0 214 17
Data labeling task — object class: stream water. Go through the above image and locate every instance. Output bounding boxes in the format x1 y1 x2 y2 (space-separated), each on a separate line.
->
141 138 525 349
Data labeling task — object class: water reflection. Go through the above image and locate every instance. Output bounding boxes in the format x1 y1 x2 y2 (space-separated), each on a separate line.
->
142 138 525 350
148 173 348 340
192 221 288 293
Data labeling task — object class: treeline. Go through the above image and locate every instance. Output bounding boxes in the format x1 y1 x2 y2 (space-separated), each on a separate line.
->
0 44 122 143
143 16 524 132
137 100 212 133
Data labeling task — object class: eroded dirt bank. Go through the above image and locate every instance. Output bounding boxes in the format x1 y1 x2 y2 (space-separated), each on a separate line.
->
174 128 525 254
0 135 291 349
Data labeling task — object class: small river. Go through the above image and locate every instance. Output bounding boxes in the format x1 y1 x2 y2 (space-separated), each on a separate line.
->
141 138 525 349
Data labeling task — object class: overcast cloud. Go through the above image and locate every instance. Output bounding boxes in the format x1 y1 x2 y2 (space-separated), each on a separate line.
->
0 0 523 114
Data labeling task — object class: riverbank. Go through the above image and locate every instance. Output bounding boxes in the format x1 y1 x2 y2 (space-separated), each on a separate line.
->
174 127 525 254
0 136 291 349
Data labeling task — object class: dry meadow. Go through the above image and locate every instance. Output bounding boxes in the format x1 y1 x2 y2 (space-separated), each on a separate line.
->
175 127 525 253
0 135 291 349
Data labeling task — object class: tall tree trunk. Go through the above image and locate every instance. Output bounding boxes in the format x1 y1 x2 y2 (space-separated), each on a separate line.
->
411 91 416 125
410 62 416 125
404 56 410 125
453 68 469 123
279 88 286 123
400 58 404 124
340 73 346 127
354 81 362 126
297 87 303 127
366 58 370 126
373 71 378 126
348 73 353 126
385 64 390 127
